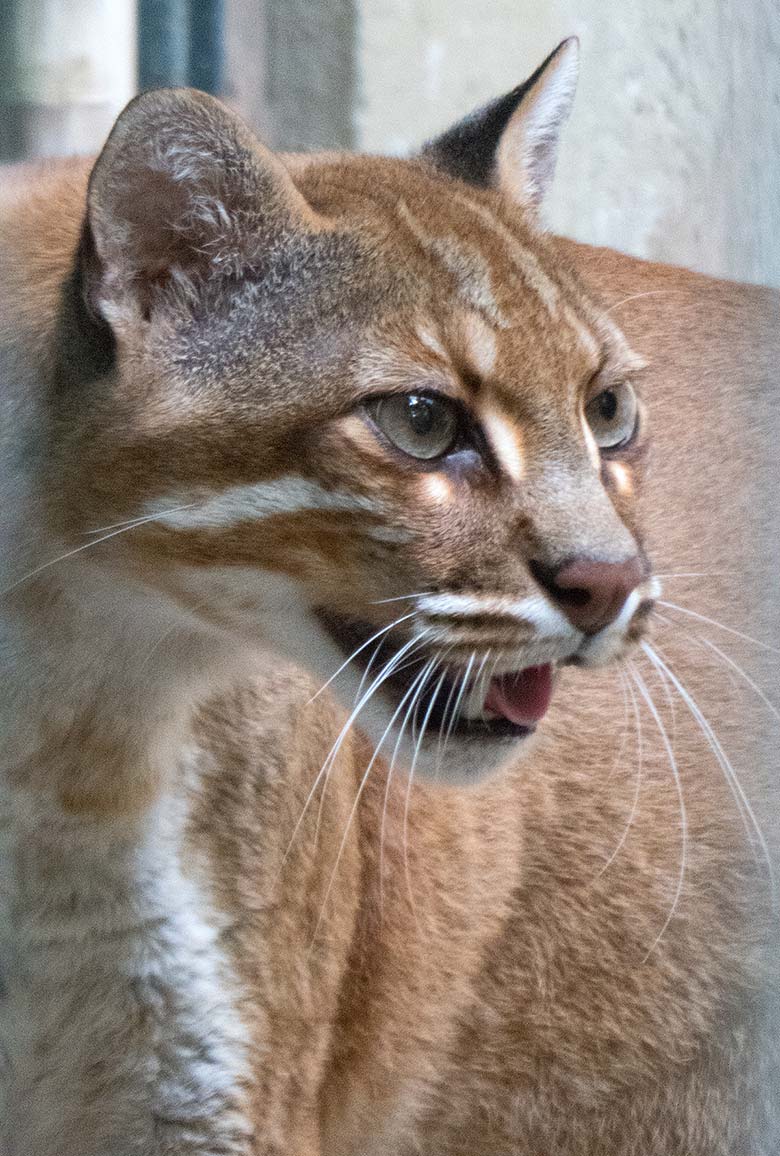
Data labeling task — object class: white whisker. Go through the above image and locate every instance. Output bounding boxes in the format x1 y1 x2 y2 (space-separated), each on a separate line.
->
658 600 780 657
309 656 437 950
1 512 175 598
383 661 448 920
402 660 447 928
628 658 688 961
437 652 476 779
602 289 685 317
280 631 428 870
369 590 432 605
653 571 735 581
598 671 643 876
657 614 780 731
306 611 417 704
84 502 199 536
641 641 775 900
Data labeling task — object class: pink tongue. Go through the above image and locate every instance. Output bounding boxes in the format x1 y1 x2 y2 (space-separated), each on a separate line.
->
483 663 554 727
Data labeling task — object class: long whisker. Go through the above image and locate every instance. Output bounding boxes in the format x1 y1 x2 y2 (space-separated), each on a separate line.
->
641 641 775 898
1 511 177 599
698 637 780 726
402 660 448 928
281 631 428 870
653 571 735 581
598 671 643 876
435 660 466 775
602 289 685 317
83 502 199 536
380 658 446 919
657 612 780 730
437 651 476 779
601 670 631 786
312 631 430 847
306 611 417 704
369 591 433 606
309 656 438 950
658 600 780 657
628 659 688 962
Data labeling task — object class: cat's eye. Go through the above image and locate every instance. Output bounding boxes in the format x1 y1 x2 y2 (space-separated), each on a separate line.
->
367 393 461 461
584 382 638 450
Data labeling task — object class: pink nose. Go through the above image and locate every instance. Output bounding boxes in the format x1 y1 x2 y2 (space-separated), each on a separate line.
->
530 556 645 634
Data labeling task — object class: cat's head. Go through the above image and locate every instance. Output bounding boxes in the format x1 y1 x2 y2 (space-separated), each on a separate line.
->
58 39 657 782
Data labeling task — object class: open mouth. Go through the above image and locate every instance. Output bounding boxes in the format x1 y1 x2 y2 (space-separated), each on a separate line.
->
317 611 556 740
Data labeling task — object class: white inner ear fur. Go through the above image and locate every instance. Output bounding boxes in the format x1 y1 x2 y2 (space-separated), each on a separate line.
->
496 38 579 209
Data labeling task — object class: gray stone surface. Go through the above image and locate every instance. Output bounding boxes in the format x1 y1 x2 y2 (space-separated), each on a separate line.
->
265 0 356 150
356 0 780 287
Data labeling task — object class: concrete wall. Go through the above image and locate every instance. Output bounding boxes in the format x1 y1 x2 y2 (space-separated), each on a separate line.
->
356 1 780 287
0 0 136 160
3 1 777 287
226 0 356 151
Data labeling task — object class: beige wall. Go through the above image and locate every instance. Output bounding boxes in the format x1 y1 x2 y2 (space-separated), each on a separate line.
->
356 0 780 287
0 0 136 159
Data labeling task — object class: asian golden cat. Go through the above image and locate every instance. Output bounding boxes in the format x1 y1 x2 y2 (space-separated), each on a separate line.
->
0 39 778 1155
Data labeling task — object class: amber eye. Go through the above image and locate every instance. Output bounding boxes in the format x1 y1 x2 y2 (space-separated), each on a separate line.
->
367 393 460 461
585 382 638 450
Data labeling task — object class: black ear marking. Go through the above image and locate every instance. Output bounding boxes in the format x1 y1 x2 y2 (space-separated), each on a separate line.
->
420 39 579 208
421 47 560 186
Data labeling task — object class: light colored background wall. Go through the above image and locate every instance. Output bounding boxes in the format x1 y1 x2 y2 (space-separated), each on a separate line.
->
356 0 780 287
2 1 778 287
0 0 136 159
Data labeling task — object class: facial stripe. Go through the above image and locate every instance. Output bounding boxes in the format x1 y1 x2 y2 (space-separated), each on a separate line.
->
397 200 508 327
563 304 601 366
449 190 560 317
144 476 379 531
415 324 450 363
581 414 601 470
458 311 498 379
481 407 524 482
417 592 573 636
422 474 453 503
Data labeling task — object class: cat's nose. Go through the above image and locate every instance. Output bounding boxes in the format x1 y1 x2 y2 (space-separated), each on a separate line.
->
530 555 645 635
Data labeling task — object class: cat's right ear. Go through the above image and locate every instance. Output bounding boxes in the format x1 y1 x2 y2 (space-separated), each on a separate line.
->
420 38 579 213
84 88 316 326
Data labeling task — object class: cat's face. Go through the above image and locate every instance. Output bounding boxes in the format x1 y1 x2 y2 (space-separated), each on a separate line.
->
59 42 657 782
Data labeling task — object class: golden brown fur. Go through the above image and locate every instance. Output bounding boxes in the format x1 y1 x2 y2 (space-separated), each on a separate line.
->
1 45 778 1156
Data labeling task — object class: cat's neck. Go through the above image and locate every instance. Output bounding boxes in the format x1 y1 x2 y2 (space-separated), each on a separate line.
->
0 556 245 814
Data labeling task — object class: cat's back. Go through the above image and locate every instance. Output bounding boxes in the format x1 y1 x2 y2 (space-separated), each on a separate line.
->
0 158 88 342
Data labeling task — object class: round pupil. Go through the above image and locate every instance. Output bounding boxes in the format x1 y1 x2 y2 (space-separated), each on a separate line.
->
598 390 618 421
407 396 436 436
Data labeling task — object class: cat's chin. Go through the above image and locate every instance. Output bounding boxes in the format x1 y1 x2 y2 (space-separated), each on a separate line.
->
356 703 535 785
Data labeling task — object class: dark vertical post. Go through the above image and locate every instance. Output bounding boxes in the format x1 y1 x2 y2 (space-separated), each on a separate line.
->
0 0 22 159
138 0 190 90
188 0 225 94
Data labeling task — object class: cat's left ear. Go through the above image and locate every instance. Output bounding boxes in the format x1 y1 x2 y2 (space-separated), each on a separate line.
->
84 87 318 327
421 38 579 211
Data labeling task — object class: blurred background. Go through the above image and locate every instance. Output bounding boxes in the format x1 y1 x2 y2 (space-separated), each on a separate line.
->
1 0 778 285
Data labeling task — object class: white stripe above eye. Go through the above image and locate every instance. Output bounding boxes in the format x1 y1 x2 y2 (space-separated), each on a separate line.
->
143 475 379 530
481 408 524 483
